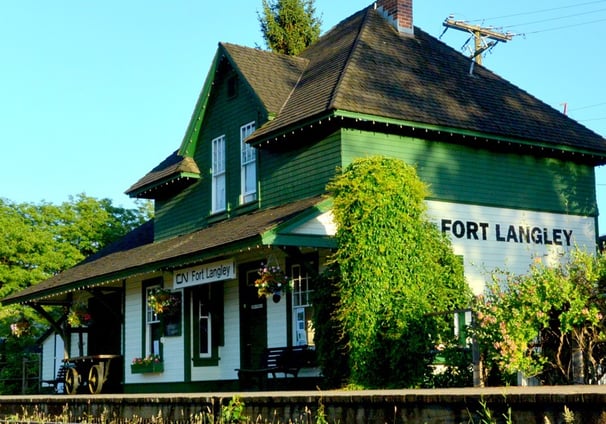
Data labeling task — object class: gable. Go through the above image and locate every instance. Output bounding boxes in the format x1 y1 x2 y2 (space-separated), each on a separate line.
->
176 43 306 160
261 198 336 248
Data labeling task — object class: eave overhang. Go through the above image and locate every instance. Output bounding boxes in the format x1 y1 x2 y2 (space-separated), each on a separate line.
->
4 237 263 306
1 196 329 306
249 109 606 165
126 154 201 200
126 172 200 199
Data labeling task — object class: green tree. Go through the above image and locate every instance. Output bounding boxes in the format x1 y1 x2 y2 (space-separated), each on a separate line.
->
318 156 472 388
258 0 322 55
474 248 606 385
0 194 150 300
0 194 150 394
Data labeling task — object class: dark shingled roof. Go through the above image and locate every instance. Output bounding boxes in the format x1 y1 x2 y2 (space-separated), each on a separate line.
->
248 6 606 155
2 195 325 305
221 43 308 115
132 4 605 200
125 150 201 198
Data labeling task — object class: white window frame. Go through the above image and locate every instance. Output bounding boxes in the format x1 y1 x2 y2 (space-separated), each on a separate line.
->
240 122 257 204
212 135 226 213
145 285 162 357
198 299 212 358
291 264 315 346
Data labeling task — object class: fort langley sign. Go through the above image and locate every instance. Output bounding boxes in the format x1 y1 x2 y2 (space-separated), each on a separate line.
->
440 219 574 246
172 258 236 289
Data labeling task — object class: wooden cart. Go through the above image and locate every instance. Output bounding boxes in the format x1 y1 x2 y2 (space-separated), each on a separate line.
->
63 354 121 394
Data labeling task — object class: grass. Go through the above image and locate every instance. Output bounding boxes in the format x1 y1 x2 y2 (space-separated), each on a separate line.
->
0 398 578 423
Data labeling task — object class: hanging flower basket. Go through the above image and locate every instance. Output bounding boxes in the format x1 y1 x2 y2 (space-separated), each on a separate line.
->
148 288 179 315
10 317 31 337
130 355 164 374
254 261 291 299
67 302 92 327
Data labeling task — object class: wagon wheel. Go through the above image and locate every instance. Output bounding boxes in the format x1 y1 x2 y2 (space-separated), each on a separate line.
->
88 364 104 394
64 367 80 395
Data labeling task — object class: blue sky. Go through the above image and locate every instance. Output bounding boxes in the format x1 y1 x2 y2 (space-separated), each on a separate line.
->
1 1 605 228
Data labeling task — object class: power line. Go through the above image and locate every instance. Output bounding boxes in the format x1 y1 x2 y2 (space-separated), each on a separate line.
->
570 102 606 112
501 7 606 29
454 1 606 37
466 0 606 23
514 17 606 35
442 2 606 62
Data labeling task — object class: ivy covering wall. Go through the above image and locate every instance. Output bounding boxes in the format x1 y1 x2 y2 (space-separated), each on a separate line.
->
314 156 472 388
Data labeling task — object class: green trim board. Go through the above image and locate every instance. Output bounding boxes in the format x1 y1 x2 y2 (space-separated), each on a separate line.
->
131 362 164 374
262 233 336 249
334 110 606 158
178 51 220 158
250 108 606 162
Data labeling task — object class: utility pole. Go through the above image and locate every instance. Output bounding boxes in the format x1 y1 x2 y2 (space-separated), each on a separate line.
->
443 18 512 65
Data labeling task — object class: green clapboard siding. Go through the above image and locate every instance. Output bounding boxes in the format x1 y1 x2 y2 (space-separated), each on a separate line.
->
260 131 342 208
342 129 597 216
154 65 267 241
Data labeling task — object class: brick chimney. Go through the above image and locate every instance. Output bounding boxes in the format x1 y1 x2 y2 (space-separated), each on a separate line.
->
375 0 413 35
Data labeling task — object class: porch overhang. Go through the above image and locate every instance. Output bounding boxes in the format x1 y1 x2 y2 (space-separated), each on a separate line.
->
1 195 330 306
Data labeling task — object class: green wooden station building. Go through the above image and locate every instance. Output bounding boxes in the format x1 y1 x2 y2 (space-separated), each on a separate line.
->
3 0 606 393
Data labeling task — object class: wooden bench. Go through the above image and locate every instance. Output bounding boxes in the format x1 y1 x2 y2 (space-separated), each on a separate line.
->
236 345 316 388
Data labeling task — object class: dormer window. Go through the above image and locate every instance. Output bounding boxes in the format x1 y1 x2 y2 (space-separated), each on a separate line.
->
240 122 257 204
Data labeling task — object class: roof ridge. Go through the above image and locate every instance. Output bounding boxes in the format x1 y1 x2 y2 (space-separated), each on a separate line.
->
326 6 373 110
277 58 310 117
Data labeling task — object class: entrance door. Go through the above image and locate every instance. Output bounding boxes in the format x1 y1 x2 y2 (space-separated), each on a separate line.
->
86 291 123 392
88 292 122 355
239 263 267 371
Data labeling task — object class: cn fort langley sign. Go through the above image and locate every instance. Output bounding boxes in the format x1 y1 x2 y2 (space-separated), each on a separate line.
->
173 259 236 289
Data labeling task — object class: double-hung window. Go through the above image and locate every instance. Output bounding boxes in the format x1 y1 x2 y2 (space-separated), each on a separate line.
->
291 264 315 346
212 135 226 213
198 296 212 358
145 284 163 358
240 122 256 204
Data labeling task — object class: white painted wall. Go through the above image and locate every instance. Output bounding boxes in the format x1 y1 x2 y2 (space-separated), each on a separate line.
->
123 274 188 384
40 332 64 390
426 200 596 294
267 296 288 348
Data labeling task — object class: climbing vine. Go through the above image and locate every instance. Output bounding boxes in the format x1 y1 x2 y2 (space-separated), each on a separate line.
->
321 156 472 388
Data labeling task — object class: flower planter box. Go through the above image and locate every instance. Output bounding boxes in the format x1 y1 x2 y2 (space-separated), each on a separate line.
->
130 362 164 374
